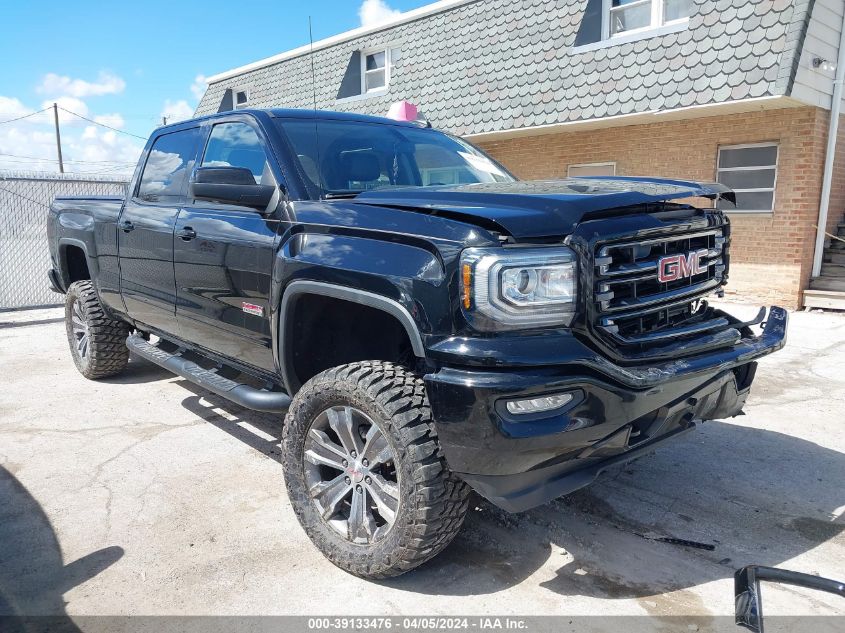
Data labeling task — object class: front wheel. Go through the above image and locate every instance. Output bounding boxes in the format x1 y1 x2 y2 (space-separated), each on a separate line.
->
65 280 130 379
282 361 470 579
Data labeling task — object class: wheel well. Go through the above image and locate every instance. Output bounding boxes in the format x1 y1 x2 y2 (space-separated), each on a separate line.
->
63 245 90 283
287 294 418 390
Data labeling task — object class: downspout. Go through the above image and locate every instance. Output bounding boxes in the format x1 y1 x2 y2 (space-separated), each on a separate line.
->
812 9 845 278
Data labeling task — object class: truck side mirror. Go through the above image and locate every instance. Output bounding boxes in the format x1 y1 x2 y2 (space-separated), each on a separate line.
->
190 166 276 212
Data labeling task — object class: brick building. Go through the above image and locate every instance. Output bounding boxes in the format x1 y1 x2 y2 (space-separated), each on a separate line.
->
196 0 845 309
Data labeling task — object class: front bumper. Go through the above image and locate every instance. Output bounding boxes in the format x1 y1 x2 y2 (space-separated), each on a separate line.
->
424 306 787 512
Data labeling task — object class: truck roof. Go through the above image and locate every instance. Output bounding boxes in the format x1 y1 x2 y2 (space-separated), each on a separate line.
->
158 107 424 133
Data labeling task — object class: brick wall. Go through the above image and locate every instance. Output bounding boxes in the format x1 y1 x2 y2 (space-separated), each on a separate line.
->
477 107 830 308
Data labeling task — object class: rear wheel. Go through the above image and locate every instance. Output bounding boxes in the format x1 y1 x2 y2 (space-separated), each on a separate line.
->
282 361 470 579
65 280 130 379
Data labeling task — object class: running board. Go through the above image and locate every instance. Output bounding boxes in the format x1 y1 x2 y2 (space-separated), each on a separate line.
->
126 334 291 413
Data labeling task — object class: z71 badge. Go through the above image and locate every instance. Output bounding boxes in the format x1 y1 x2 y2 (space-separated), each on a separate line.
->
241 302 264 317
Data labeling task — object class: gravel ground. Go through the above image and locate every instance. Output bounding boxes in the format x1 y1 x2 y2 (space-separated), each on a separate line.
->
1 304 844 625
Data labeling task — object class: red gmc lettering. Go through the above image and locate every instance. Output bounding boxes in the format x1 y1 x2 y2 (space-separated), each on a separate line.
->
657 250 708 283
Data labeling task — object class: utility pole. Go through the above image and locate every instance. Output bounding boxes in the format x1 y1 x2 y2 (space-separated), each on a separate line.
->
52 103 64 174
161 116 168 126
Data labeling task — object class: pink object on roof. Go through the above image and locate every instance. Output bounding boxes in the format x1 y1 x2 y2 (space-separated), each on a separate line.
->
387 100 419 122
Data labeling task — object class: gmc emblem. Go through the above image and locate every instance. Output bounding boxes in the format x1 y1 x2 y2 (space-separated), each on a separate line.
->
657 249 709 283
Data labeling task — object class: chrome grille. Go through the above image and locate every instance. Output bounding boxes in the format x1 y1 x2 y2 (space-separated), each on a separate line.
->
592 228 732 359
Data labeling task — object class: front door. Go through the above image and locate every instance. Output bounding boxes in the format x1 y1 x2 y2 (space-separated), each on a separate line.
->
118 126 202 335
174 119 281 372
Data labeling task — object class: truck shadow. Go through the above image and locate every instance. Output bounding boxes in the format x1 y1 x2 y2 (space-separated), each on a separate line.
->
385 420 845 599
0 465 124 630
164 370 844 601
98 355 173 385
177 381 284 463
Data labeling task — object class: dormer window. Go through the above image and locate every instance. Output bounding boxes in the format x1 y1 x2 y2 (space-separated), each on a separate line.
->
361 48 399 94
572 0 691 51
605 0 691 38
235 89 250 109
363 50 387 92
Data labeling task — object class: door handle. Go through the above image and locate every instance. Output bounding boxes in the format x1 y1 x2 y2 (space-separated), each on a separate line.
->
119 220 135 233
177 227 197 241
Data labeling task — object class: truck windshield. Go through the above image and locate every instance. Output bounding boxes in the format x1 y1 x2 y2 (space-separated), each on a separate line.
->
275 118 516 197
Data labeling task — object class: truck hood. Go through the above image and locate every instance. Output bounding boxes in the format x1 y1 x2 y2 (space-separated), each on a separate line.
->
354 177 735 238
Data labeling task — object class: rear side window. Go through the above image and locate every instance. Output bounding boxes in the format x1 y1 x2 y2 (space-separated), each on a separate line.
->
201 122 274 185
137 128 202 201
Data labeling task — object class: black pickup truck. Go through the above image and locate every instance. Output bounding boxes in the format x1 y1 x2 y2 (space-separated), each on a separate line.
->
47 108 787 578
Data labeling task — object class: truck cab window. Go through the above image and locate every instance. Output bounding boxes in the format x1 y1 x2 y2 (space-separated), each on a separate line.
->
201 122 274 186
137 128 201 201
276 119 514 196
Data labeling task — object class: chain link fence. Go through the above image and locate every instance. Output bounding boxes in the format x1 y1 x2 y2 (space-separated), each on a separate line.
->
0 171 128 310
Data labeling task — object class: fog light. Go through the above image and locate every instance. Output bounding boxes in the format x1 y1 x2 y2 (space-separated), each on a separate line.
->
505 393 573 415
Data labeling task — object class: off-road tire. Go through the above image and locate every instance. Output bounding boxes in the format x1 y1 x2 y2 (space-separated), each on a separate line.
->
282 361 470 579
65 280 130 379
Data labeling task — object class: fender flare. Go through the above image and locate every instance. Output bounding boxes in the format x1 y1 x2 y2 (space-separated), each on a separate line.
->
57 238 98 287
278 280 426 394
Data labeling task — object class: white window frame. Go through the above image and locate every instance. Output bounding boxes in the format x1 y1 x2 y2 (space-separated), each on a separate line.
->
567 161 617 177
361 48 387 94
360 48 393 95
601 0 689 40
716 142 779 214
234 88 250 110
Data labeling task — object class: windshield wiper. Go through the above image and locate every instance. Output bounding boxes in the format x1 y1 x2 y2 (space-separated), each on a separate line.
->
323 190 364 199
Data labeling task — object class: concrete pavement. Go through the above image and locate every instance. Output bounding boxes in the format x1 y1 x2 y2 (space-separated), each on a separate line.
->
1 305 843 621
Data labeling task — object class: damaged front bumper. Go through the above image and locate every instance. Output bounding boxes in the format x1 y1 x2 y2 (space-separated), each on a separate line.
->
424 306 788 513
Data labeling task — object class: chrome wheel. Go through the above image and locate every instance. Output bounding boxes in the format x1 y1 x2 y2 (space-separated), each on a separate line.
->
303 405 400 544
70 299 90 366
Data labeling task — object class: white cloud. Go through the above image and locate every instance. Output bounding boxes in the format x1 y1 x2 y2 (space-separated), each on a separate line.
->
40 96 90 124
93 113 125 129
0 96 34 121
191 74 208 101
158 75 205 129
66 125 142 166
358 0 402 27
1 93 143 176
160 99 194 124
37 71 126 98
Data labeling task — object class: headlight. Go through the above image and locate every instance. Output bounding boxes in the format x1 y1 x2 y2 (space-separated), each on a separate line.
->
460 247 577 330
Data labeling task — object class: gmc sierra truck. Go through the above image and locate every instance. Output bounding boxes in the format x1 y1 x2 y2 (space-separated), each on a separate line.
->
47 108 787 579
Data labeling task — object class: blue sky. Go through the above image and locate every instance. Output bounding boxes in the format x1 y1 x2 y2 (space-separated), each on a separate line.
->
0 0 428 174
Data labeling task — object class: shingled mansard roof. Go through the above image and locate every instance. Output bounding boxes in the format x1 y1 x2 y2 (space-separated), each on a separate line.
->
195 0 814 138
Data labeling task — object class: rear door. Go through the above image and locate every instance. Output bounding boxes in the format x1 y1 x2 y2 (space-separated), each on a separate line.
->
118 126 203 335
173 118 282 372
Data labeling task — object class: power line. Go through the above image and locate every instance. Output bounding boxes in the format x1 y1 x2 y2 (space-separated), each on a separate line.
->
0 185 51 209
75 167 133 175
0 152 136 165
57 107 147 140
0 153 135 166
0 107 51 126
0 158 61 166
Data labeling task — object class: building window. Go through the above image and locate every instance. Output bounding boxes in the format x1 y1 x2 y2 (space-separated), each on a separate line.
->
568 162 617 177
604 0 691 38
361 48 397 94
234 89 249 109
716 143 778 213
